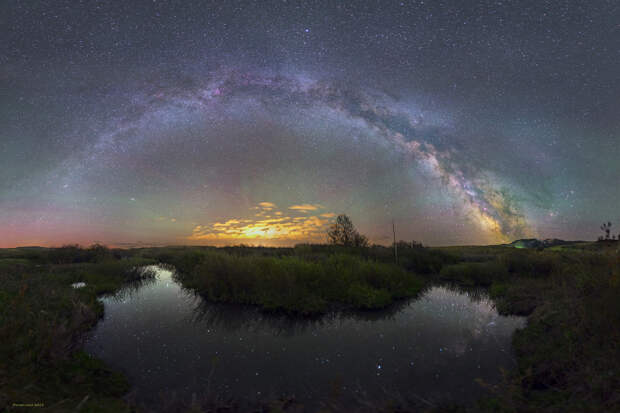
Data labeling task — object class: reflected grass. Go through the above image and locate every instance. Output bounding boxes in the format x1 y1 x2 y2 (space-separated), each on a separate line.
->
186 286 418 335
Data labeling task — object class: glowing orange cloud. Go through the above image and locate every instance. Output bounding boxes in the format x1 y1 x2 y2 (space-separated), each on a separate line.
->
257 202 277 210
188 202 334 243
288 203 324 212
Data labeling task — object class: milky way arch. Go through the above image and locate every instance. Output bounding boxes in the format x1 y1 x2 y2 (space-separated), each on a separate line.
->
57 68 533 243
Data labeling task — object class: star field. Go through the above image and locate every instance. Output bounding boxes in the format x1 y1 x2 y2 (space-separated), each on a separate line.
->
1 0 619 247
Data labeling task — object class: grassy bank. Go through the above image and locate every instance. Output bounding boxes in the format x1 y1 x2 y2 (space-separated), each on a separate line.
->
0 246 155 412
429 244 620 412
162 249 425 314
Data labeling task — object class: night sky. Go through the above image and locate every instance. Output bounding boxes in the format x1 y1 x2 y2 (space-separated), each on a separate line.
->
2 0 619 247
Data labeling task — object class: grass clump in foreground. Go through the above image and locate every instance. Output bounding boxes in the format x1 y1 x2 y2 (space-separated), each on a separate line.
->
491 251 620 413
0 245 155 412
171 251 425 314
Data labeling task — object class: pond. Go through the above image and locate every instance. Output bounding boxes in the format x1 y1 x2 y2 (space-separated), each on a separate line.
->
85 265 525 409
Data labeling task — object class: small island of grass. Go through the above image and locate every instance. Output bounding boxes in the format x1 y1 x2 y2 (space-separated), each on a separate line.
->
167 250 425 314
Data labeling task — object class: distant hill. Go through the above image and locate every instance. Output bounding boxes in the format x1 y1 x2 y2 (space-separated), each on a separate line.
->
508 238 578 249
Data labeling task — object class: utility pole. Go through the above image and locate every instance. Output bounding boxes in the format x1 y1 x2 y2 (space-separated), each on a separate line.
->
392 219 398 264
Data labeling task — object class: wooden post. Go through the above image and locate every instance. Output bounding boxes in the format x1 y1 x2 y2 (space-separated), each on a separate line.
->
392 219 398 264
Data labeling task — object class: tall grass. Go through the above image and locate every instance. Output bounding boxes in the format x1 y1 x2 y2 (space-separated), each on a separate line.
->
173 251 425 314
440 261 508 285
293 243 456 274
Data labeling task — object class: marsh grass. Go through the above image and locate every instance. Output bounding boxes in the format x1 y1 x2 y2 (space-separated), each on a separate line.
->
440 261 508 285
0 247 154 412
172 251 425 314
461 248 620 412
404 245 620 412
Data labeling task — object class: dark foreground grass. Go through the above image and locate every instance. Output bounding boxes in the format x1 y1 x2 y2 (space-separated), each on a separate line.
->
167 250 425 314
0 248 155 412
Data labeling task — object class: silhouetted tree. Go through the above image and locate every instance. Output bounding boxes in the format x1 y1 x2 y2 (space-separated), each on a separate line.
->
600 222 612 240
87 243 112 262
353 232 369 248
48 244 82 264
327 214 369 247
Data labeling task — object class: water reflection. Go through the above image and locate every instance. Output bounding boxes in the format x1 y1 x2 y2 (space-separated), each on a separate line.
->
187 296 416 336
85 265 525 409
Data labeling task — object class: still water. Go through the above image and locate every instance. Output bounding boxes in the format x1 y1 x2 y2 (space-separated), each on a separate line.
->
85 265 525 408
